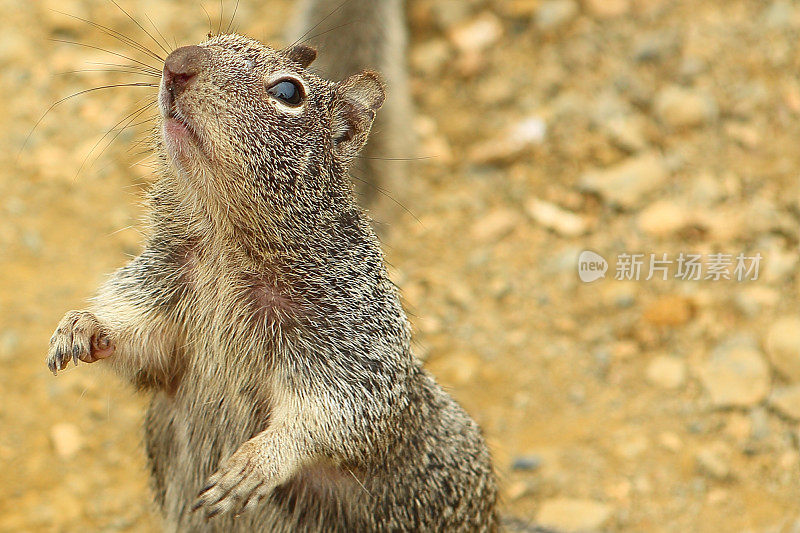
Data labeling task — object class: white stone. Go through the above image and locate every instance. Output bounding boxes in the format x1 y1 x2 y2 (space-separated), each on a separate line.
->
659 432 683 452
511 116 548 145
696 444 732 480
448 12 503 54
468 116 546 163
50 423 83 459
471 209 519 241
655 85 718 129
733 286 779 318
636 200 690 236
537 498 613 531
584 0 630 18
579 153 669 208
698 344 770 408
536 0 579 30
646 356 686 389
603 114 647 152
525 198 588 237
411 39 450 75
769 385 800 421
765 317 800 382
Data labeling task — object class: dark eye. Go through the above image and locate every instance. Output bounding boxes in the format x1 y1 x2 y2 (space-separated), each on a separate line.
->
267 79 304 106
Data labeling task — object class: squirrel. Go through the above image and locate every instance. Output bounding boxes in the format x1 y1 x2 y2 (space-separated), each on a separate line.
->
45 7 498 533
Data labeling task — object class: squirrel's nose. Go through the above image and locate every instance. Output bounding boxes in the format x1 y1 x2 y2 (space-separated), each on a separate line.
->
163 46 208 97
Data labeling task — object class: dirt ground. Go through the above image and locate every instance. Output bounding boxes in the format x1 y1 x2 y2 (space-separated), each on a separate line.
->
1 0 799 531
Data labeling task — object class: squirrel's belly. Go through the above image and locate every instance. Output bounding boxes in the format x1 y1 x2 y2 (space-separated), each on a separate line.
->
145 390 375 532
144 387 268 531
145 384 358 532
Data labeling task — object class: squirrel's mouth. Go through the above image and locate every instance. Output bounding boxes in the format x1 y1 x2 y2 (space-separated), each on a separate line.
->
164 109 191 139
158 74 204 158
161 103 203 160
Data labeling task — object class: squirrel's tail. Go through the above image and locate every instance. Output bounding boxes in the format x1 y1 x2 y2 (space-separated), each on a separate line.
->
287 0 413 213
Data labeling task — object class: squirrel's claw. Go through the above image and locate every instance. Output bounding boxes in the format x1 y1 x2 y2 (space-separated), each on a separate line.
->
192 449 273 520
46 311 114 375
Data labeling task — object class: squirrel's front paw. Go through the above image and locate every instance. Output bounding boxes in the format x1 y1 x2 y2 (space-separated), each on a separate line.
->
47 310 114 375
192 440 275 519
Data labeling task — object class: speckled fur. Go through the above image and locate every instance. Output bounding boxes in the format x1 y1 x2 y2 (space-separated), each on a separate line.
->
46 31 498 532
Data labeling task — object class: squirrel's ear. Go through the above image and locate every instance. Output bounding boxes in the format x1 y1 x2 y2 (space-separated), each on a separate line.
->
331 70 386 163
285 44 317 69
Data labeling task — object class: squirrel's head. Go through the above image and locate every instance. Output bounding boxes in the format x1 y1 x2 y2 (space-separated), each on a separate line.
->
156 34 384 239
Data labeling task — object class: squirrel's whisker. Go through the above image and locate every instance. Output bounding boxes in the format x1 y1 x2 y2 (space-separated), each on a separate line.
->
296 21 358 47
51 10 164 63
287 0 354 50
86 61 161 76
128 130 158 154
76 98 156 178
226 0 241 35
50 39 160 72
107 0 172 57
144 12 174 55
126 115 159 129
349 173 419 224
20 83 157 158
55 68 160 78
217 0 224 36
354 155 432 162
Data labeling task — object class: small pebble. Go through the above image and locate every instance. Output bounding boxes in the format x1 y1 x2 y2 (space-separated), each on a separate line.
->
50 423 83 459
659 432 683 452
411 39 450 75
654 85 718 130
448 12 503 54
0 329 20 362
430 0 472 28
537 498 614 531
579 152 669 208
636 200 690 237
535 0 579 31
765 317 800 382
646 355 687 389
768 385 800 421
698 339 770 408
584 0 630 18
733 287 779 318
470 209 519 242
642 296 694 327
696 444 732 480
525 198 588 237
511 455 543 472
468 116 546 164
633 31 679 63
505 480 533 501
615 434 648 459
603 114 648 152
763 0 795 29
749 407 771 441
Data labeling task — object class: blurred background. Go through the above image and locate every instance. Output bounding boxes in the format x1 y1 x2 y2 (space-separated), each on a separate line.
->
1 0 799 531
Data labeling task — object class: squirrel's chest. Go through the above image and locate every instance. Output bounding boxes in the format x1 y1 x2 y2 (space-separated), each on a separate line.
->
179 256 306 346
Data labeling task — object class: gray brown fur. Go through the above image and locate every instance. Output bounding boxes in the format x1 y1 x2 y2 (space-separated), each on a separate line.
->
287 0 413 211
45 27 497 533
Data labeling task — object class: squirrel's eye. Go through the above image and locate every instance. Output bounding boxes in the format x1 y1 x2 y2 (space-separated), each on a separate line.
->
267 79 304 106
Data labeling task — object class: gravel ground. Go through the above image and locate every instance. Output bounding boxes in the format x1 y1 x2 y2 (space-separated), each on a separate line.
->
1 1 799 531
